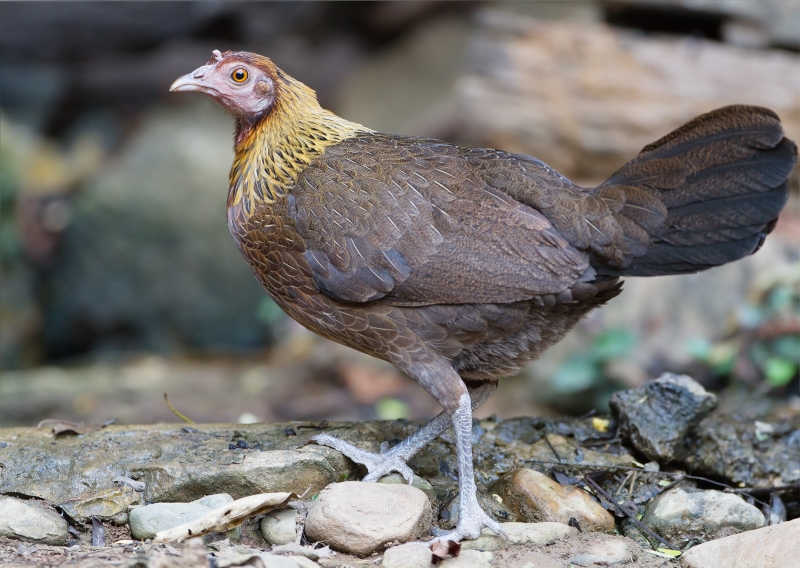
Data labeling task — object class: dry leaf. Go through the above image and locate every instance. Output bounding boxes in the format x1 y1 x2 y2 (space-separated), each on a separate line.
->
154 492 295 543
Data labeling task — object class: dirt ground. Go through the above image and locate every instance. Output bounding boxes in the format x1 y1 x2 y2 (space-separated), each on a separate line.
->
0 532 678 568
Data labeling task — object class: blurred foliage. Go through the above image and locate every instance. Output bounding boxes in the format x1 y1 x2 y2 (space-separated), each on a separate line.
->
688 263 800 391
549 327 639 412
375 397 411 421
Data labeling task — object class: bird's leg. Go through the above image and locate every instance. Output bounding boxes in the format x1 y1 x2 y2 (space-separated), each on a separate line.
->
311 381 496 484
428 390 507 543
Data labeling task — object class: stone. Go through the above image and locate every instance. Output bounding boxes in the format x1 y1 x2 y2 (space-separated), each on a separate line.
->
215 553 317 568
641 487 765 547
460 521 575 551
129 493 233 540
57 486 140 523
681 517 800 568
569 535 635 566
304 481 432 556
379 472 436 503
0 495 68 545
683 416 800 487
382 542 433 568
490 469 615 532
438 550 493 568
609 373 717 462
260 508 297 545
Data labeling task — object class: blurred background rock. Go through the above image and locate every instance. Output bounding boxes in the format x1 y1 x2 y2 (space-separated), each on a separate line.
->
1 1 798 427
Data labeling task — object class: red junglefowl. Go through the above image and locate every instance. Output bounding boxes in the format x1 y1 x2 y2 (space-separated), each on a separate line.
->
171 50 796 542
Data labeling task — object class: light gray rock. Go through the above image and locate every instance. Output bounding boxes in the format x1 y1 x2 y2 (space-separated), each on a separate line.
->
569 535 635 566
382 542 433 568
460 521 575 551
642 487 764 547
379 472 436 503
609 373 717 462
260 508 297 545
681 517 800 568
305 481 432 556
128 493 233 540
438 550 493 568
215 553 318 568
0 495 68 545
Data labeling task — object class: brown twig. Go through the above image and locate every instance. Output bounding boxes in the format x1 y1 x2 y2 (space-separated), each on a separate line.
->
580 473 679 551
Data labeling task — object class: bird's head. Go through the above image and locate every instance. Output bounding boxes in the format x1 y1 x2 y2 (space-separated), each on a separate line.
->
170 50 289 121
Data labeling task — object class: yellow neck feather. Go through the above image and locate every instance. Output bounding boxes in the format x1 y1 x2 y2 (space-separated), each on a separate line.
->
228 77 371 214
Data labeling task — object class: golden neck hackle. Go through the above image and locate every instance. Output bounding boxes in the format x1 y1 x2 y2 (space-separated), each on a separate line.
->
228 76 371 214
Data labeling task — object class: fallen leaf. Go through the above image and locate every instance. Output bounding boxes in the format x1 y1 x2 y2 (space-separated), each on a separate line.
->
154 492 295 543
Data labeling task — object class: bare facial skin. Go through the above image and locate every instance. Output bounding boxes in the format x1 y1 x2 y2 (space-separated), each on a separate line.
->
170 50 275 117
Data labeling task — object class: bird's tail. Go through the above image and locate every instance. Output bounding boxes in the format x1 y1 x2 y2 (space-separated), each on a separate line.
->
590 105 796 278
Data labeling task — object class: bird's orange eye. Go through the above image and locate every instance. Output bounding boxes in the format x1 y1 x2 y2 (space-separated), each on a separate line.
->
231 68 248 83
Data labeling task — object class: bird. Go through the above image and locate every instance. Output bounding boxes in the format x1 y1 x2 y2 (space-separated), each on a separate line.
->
170 49 796 543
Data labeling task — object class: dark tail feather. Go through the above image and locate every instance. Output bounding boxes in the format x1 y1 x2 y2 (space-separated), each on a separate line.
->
592 105 796 278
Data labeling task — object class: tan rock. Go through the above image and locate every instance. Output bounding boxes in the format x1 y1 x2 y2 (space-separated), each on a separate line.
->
681 517 800 568
491 469 615 532
305 481 432 556
458 10 800 186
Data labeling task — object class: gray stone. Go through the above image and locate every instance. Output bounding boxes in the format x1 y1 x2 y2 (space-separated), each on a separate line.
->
683 417 800 487
305 481 432 556
379 472 436 503
57 486 140 523
215 553 317 568
609 373 717 462
460 521 575 551
382 542 433 568
128 493 232 540
0 495 68 545
438 550 493 568
569 535 635 565
260 508 297 545
642 487 765 547
681 517 800 568
195 493 234 510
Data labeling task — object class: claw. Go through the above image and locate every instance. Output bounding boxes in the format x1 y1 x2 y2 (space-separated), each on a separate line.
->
310 433 415 485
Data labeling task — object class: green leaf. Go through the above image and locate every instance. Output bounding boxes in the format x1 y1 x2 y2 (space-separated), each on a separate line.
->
256 297 284 325
764 357 797 388
589 329 637 361
553 357 599 393
685 337 712 361
774 336 800 363
375 398 410 420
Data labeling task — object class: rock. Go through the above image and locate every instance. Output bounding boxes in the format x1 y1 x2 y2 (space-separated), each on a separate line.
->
609 373 717 462
260 508 297 545
459 11 800 185
683 416 800 487
0 495 68 545
57 486 140 523
490 469 615 532
460 521 575 551
641 487 765 547
215 553 318 568
681 517 800 568
304 481 432 556
379 472 436 503
569 535 635 566
46 99 273 356
438 550 493 568
0 423 354 508
382 542 433 568
129 493 233 540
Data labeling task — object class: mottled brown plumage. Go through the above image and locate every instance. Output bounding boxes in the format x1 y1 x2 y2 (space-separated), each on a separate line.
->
171 51 796 543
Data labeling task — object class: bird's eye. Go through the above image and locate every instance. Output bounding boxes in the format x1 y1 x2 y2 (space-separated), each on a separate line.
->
231 68 248 83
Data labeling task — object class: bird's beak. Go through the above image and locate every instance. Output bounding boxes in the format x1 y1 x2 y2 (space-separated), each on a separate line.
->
170 64 216 93
170 73 204 93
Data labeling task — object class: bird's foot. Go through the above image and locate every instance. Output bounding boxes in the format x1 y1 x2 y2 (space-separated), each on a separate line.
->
310 433 414 483
429 506 507 544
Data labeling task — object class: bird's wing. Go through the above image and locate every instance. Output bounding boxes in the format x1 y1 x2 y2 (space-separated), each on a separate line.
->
288 134 591 305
